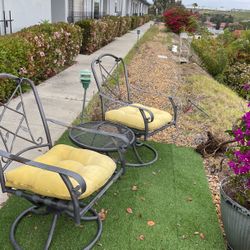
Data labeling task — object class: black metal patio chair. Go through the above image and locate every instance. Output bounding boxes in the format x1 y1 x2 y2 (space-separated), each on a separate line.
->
91 54 178 167
0 73 129 249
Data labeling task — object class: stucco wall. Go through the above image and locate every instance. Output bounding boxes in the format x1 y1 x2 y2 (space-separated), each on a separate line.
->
0 0 52 33
51 0 68 23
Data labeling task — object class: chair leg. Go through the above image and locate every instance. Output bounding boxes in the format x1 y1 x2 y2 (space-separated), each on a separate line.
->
9 205 102 250
125 140 158 167
10 206 59 250
10 206 36 250
81 207 103 250
44 213 59 250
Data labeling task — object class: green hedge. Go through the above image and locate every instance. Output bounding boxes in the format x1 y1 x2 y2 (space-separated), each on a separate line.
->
192 37 228 78
0 36 33 101
77 17 119 54
0 15 151 101
192 30 250 98
0 22 82 102
76 15 150 54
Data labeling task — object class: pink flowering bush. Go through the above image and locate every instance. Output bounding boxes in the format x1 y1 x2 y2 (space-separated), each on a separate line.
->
0 22 82 101
20 22 82 82
227 87 250 208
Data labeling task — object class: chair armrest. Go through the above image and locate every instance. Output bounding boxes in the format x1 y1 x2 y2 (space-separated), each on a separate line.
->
0 73 19 80
129 85 178 125
168 96 178 125
99 93 155 123
47 118 130 148
0 150 86 197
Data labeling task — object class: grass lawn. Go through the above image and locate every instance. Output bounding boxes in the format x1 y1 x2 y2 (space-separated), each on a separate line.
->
181 75 245 135
0 137 225 249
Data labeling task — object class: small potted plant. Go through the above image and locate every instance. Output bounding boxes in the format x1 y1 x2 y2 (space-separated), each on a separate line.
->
220 84 250 250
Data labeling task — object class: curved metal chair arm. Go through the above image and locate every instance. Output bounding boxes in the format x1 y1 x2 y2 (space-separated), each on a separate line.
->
168 96 178 125
0 150 87 196
99 93 155 123
129 84 178 124
0 73 19 80
46 118 131 147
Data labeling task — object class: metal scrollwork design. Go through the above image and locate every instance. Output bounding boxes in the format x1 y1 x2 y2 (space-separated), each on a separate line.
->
0 80 47 155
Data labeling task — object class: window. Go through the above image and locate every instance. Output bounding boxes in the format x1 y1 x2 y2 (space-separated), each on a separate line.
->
94 0 100 18
115 0 118 13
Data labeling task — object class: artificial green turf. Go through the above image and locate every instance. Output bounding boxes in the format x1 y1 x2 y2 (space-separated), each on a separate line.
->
0 142 225 249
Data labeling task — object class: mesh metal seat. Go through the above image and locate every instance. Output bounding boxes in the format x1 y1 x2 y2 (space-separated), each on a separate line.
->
91 54 178 167
0 74 129 249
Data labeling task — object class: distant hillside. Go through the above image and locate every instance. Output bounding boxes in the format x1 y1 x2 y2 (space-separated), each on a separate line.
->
192 9 250 22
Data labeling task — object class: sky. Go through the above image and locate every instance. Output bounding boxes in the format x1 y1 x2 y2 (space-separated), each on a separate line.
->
147 0 250 10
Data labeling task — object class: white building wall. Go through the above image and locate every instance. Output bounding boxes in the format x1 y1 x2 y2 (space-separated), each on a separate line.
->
84 0 93 13
133 0 139 15
126 0 131 15
121 0 128 16
74 0 84 12
0 0 52 33
107 0 116 16
0 0 149 35
51 0 68 23
102 0 108 15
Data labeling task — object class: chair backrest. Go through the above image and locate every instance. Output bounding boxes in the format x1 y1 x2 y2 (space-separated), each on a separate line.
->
0 74 52 165
91 54 131 118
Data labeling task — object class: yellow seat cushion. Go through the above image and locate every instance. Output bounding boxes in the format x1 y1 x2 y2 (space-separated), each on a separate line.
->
5 145 116 200
105 103 172 131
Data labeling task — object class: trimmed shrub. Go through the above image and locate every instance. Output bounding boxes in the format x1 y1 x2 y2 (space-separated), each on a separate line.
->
77 18 117 54
20 22 82 81
117 16 131 37
131 16 141 30
0 22 82 101
0 36 33 101
76 15 150 54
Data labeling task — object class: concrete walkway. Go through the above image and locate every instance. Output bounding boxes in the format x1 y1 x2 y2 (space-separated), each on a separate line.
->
0 22 153 206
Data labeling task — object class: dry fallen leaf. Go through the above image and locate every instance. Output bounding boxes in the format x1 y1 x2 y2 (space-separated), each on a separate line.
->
200 233 205 239
147 220 155 227
187 197 193 202
132 185 138 191
140 197 145 201
138 234 145 241
126 207 133 214
98 208 108 221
